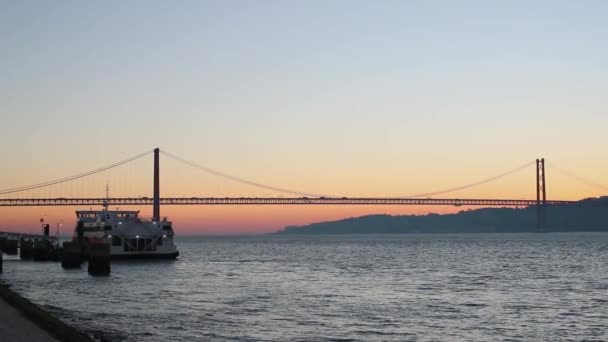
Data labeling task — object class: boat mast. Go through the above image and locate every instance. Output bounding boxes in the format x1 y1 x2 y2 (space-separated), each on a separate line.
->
103 181 110 212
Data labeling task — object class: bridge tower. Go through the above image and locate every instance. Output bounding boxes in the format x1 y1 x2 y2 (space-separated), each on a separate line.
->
536 158 547 232
153 147 160 222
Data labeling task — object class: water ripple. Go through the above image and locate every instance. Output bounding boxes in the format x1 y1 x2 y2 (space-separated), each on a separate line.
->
2 233 608 341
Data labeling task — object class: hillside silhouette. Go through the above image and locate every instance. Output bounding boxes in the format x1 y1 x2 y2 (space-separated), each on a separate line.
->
278 196 608 234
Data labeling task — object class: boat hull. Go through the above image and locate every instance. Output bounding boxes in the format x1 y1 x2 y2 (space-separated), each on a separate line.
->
109 251 179 260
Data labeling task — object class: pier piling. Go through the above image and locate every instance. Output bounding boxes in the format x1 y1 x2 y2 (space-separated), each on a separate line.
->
32 239 52 261
19 239 33 259
87 243 111 276
4 239 18 255
61 242 82 268
50 244 63 262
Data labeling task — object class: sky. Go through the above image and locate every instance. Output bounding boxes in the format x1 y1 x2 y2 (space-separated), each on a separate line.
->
1 1 607 234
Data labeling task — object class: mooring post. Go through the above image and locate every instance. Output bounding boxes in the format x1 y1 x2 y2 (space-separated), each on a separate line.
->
4 239 18 255
87 242 111 276
20 238 33 259
61 241 82 269
153 147 160 222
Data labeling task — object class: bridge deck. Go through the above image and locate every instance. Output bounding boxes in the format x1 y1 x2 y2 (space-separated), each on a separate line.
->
0 197 576 207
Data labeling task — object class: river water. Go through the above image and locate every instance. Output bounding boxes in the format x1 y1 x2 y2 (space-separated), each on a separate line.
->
1 233 608 341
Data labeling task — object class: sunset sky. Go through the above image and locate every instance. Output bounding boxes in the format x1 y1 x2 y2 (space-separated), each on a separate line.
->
1 1 607 234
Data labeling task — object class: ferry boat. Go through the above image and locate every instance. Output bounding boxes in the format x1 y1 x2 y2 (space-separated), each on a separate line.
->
73 193 179 259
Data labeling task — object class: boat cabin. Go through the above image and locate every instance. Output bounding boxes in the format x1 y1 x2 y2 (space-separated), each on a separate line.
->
76 210 140 223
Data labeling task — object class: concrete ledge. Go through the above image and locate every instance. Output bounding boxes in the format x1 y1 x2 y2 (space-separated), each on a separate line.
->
0 281 94 342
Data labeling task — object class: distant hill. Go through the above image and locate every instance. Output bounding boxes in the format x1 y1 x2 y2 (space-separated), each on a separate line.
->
277 196 608 234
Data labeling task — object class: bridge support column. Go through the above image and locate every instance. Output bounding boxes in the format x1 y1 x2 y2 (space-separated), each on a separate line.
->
153 148 160 222
536 158 547 232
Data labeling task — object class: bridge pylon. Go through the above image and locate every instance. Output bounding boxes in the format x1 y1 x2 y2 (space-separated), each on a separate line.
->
536 158 547 232
153 148 160 222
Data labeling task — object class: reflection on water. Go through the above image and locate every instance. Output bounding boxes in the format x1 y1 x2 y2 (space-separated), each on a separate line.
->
2 233 608 341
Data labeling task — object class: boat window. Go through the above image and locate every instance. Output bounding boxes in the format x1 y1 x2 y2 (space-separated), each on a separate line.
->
104 225 112 231
112 236 121 246
124 238 137 252
121 237 157 252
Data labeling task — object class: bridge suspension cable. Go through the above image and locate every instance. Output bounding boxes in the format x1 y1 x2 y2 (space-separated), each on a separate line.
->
160 150 327 198
546 161 608 192
0 150 154 195
400 160 536 198
0 148 546 200
162 150 536 199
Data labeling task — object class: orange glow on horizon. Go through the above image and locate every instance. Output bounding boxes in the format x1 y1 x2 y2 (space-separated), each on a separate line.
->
1 189 604 235
1 152 605 235
0 205 464 235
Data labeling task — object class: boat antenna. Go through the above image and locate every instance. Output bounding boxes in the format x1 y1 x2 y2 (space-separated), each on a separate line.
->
103 181 110 211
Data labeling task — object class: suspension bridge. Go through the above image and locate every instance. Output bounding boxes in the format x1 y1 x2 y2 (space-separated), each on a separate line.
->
0 148 605 230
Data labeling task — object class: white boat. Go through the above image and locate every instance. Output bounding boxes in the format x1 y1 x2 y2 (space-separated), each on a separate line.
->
73 190 179 259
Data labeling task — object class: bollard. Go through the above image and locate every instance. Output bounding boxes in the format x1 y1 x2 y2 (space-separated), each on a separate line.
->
4 239 18 255
61 241 82 268
87 242 111 276
20 239 34 259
